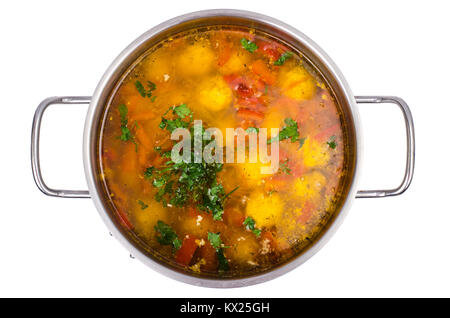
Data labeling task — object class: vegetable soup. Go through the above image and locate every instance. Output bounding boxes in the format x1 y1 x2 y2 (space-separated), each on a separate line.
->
97 26 349 278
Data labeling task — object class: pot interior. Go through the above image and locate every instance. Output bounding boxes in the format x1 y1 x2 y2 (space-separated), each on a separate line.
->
85 11 358 286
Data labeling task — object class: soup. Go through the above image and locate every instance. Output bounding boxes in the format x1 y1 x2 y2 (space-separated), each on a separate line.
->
98 26 349 278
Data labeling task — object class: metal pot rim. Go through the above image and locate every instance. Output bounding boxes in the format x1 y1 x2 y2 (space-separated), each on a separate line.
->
82 9 362 288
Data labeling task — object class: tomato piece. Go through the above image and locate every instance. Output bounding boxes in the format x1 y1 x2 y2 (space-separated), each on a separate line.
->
236 83 253 97
251 59 276 85
236 108 264 121
256 41 281 61
175 236 198 266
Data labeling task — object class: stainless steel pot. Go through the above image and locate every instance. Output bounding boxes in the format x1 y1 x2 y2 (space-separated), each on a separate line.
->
31 9 415 288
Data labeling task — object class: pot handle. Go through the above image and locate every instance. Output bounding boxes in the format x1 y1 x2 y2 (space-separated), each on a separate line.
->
31 96 92 198
355 96 415 198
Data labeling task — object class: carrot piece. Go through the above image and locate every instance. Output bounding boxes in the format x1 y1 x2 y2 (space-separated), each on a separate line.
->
251 59 276 85
135 126 152 148
223 208 245 227
236 108 264 121
121 143 137 172
175 236 198 266
217 42 233 66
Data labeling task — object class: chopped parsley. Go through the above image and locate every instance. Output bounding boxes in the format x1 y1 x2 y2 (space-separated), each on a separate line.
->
274 51 293 66
137 200 148 210
148 105 237 221
279 158 292 175
298 137 306 149
246 127 259 134
117 104 137 150
159 104 193 133
135 80 156 99
268 118 300 144
208 232 229 271
243 217 262 237
240 38 258 53
173 103 192 118
207 232 223 249
154 220 182 250
327 135 337 149
144 166 154 179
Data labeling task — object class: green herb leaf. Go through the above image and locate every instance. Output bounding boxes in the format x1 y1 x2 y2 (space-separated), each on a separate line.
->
327 135 337 149
274 51 293 66
154 220 181 250
158 105 193 133
153 177 166 188
280 158 292 175
135 80 156 98
243 216 262 237
243 216 256 230
144 166 154 179
217 248 229 271
173 104 192 118
240 38 258 53
298 137 306 149
120 126 132 141
208 232 229 271
148 105 237 221
208 232 223 249
118 104 128 122
253 228 262 237
117 104 137 150
246 127 259 134
268 118 300 144
137 200 148 210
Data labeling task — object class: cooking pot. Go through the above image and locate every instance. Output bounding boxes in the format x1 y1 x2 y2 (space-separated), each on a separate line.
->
30 9 415 288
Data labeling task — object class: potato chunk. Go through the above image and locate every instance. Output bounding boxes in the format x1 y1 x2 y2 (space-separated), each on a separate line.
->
196 76 232 112
227 233 259 264
246 191 284 228
142 49 173 83
133 201 168 240
176 41 215 77
293 171 326 200
301 138 330 168
278 66 316 101
219 50 251 75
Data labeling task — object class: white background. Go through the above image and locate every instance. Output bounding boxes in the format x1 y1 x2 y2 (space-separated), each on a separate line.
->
0 0 448 297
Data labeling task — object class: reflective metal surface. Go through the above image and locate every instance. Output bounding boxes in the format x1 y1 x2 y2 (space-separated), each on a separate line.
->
31 96 91 198
355 96 415 198
31 9 415 287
